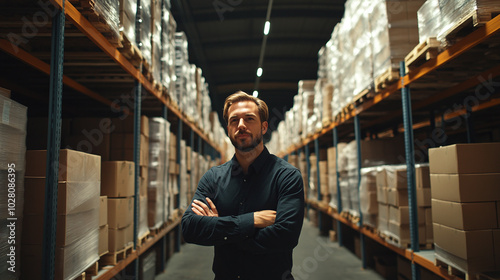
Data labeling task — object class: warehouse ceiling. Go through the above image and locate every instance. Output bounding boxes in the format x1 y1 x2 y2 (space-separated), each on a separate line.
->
170 0 346 136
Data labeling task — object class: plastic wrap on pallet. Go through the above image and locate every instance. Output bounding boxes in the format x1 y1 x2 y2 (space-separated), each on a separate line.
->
151 0 162 84
60 229 100 280
148 117 170 229
328 24 344 119
99 1 120 32
138 194 149 238
360 167 379 228
161 8 177 96
371 0 423 79
179 140 188 210
120 0 138 44
417 0 443 43
139 0 152 66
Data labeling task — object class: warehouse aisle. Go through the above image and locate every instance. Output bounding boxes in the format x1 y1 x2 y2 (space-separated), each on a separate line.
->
155 219 385 280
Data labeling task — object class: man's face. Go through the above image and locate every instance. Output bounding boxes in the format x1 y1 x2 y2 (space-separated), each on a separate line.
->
227 101 268 152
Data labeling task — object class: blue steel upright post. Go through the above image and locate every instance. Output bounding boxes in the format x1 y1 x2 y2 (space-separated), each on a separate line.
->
400 61 421 280
354 114 367 269
42 3 65 279
333 127 343 246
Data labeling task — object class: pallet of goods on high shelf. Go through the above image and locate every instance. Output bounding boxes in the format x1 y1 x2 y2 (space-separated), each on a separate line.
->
416 0 500 52
69 0 122 47
429 143 500 277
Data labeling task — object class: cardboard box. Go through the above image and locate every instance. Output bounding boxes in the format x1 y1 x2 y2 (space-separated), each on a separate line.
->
21 233 99 280
387 188 408 207
108 197 134 229
386 165 407 190
377 187 388 204
361 191 378 214
25 149 101 182
100 196 108 227
415 164 430 188
23 209 99 247
373 255 397 280
431 199 497 230
109 147 149 167
416 188 431 207
24 179 100 215
101 161 135 197
99 224 109 256
430 173 500 202
389 206 425 225
108 224 133 252
379 203 389 221
429 143 500 174
434 243 495 274
433 223 495 267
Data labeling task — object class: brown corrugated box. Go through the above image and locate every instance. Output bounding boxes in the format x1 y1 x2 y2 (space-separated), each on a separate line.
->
111 115 149 137
388 220 425 244
25 149 101 182
429 143 500 174
23 179 100 215
386 166 407 190
387 188 408 207
433 223 495 272
430 173 500 202
389 206 425 225
108 197 134 229
425 208 433 243
377 187 388 204
101 161 135 197
416 188 431 207
0 86 11 98
108 225 133 252
432 199 497 230
415 164 430 188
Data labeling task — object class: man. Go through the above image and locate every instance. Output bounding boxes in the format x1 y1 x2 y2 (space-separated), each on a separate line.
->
181 91 305 280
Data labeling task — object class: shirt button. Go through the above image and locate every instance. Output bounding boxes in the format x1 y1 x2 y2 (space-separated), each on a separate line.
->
240 202 243 205
224 237 227 240
237 276 241 279
243 179 246 182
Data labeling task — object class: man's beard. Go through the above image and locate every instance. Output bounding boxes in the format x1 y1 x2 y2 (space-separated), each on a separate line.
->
230 131 263 152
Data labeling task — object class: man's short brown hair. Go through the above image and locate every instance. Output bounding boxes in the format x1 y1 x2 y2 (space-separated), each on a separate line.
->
223 91 269 124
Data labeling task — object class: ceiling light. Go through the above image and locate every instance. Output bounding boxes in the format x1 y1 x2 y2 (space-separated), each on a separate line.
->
253 90 259 97
264 21 270 35
257 67 263 77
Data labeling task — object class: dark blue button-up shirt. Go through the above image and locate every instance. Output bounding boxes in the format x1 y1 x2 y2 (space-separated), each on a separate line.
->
181 147 305 280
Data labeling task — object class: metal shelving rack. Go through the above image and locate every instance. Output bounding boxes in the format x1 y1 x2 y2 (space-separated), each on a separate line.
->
0 0 224 279
280 14 500 280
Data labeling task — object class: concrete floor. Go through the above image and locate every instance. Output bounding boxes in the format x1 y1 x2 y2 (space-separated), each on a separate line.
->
155 219 385 280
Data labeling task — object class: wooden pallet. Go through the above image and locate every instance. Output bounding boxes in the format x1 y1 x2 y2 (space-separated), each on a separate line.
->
353 87 375 106
99 243 134 266
137 230 151 247
73 271 86 280
382 232 433 250
118 32 143 68
442 8 500 48
84 261 99 278
404 37 441 73
375 67 400 91
477 271 500 280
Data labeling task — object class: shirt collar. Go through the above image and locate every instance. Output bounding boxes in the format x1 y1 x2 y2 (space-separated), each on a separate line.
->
230 146 270 175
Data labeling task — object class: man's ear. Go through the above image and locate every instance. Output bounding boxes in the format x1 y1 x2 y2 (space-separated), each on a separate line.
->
261 121 268 134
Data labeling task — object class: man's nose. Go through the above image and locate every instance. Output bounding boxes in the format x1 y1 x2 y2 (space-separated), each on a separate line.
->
238 118 246 129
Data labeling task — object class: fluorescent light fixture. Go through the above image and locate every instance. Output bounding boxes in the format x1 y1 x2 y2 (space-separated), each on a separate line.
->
253 90 259 97
264 21 270 35
257 67 263 77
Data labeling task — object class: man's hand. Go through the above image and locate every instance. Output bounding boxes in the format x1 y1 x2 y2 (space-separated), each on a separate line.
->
254 210 276 228
191 197 219 217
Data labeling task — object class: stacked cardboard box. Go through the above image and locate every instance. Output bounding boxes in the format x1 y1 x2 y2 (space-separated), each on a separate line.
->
429 143 500 273
22 150 100 280
161 7 177 97
119 0 137 45
0 95 26 280
148 118 171 230
101 161 137 251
